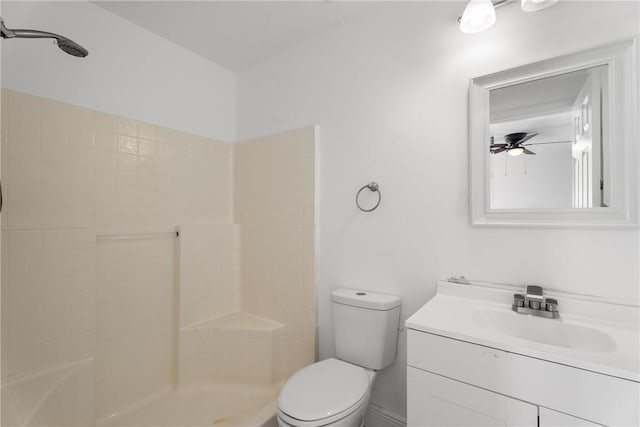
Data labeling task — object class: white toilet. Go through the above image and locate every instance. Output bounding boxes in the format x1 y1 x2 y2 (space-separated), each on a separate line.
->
277 288 401 427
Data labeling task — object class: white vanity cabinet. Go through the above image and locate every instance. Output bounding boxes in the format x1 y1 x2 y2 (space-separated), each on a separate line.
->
407 330 638 427
407 365 601 427
539 408 601 427
405 281 640 427
408 367 537 427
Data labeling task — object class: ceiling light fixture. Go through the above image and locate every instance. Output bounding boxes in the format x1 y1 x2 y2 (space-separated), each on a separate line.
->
458 0 557 33
459 0 496 34
507 147 524 156
521 0 558 12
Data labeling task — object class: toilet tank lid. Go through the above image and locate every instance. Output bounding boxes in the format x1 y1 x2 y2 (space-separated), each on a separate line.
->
331 288 401 310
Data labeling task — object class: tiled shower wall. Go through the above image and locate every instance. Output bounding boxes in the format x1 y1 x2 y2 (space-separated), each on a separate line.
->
177 128 317 387
91 108 232 228
0 89 235 424
1 90 98 385
178 224 240 328
1 89 316 424
95 237 175 420
234 126 317 377
1 90 99 426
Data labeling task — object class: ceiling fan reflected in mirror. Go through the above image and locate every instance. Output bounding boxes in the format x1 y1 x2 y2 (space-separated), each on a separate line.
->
490 132 571 156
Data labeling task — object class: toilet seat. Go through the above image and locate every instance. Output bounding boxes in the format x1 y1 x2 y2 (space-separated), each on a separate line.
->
278 358 371 426
277 398 368 427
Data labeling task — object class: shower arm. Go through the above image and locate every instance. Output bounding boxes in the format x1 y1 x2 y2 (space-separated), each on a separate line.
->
1 19 66 41
3 28 68 40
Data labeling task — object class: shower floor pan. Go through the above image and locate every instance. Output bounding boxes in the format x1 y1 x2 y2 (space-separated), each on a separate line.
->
98 383 280 427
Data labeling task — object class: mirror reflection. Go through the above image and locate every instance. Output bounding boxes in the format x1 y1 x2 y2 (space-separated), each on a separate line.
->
489 65 608 209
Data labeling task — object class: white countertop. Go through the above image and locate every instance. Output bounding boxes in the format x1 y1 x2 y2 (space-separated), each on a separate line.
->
406 281 640 382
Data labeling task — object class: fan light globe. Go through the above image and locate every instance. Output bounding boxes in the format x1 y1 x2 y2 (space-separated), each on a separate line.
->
521 0 558 12
460 0 496 34
507 147 524 156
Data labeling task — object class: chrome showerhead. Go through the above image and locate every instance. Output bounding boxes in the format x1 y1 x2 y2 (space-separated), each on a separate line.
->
1 18 88 58
55 38 89 58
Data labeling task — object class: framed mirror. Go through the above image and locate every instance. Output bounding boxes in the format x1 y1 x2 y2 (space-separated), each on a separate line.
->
469 39 638 228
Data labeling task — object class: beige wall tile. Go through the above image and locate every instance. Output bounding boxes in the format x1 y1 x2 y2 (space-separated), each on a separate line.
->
95 112 118 135
178 224 240 327
234 126 317 379
8 91 41 140
2 90 315 422
95 131 118 152
118 117 138 137
69 105 95 147
41 98 69 144
95 234 175 419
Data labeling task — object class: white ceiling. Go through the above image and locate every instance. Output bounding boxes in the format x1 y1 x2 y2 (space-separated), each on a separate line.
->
94 1 380 71
491 110 574 144
490 67 592 122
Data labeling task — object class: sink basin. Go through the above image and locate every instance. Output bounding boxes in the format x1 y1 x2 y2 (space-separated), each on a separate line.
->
406 281 639 381
471 308 617 353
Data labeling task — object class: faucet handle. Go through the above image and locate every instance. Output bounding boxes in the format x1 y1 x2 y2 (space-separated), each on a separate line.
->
513 294 525 307
526 285 543 297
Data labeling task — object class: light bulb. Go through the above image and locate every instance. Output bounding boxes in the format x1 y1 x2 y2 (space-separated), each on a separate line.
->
470 13 485 26
521 0 558 12
508 147 524 156
460 0 496 34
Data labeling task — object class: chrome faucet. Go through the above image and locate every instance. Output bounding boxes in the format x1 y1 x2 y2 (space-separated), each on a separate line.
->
512 285 559 318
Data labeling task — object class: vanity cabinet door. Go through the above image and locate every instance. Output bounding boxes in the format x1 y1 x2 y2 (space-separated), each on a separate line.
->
539 408 601 427
408 367 537 427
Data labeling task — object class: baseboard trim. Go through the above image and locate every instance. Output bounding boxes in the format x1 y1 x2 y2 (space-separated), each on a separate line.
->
365 402 406 427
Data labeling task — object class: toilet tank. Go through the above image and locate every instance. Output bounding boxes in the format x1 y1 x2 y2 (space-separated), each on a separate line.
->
331 288 401 370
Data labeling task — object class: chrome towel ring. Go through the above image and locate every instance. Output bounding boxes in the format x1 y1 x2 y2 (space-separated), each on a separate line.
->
356 182 381 212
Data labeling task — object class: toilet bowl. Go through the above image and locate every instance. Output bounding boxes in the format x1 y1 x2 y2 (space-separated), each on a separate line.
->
277 289 401 427
277 358 376 427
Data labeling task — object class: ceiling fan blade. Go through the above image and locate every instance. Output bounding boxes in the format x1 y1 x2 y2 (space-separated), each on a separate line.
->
491 147 507 154
523 140 572 146
491 143 508 148
504 132 528 144
523 148 536 155
515 133 538 145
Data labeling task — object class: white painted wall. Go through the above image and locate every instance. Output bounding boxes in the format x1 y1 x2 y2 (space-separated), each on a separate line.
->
1 1 236 142
490 142 573 209
237 1 640 419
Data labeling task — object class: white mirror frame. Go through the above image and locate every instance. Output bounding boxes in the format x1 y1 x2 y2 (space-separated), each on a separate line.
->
470 38 638 228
